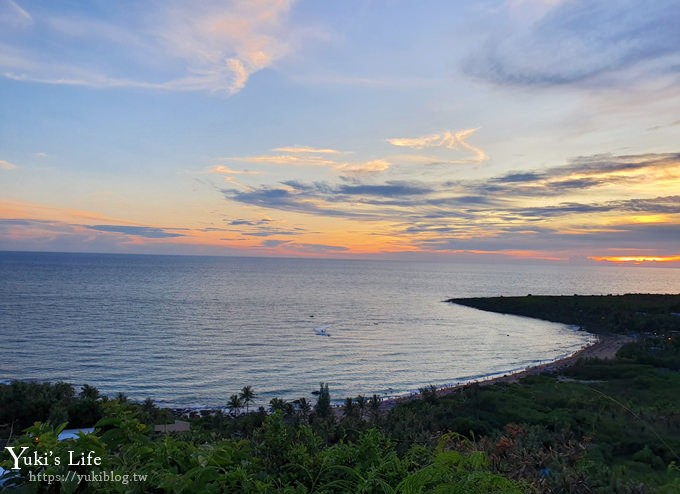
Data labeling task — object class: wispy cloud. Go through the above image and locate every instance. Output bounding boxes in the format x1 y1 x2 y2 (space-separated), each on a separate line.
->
387 128 488 163
86 225 185 238
156 0 297 94
229 219 267 226
647 119 680 132
0 0 306 94
222 132 489 179
466 0 680 88
483 153 680 197
220 216 308 238
223 153 680 220
0 219 187 253
273 146 342 154
243 229 299 237
221 151 680 258
44 14 142 47
230 154 337 166
414 222 680 258
510 196 680 219
226 145 391 177
210 165 261 175
334 182 432 197
258 239 348 254
0 0 32 28
0 159 17 170
336 159 391 176
288 242 348 253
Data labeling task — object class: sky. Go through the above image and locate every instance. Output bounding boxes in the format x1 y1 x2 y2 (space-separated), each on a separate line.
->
1 0 679 265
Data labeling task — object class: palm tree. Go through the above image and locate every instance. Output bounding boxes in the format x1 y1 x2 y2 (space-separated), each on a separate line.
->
314 382 331 419
270 398 294 417
239 386 255 413
343 397 355 419
269 397 287 412
297 397 312 424
80 384 100 401
355 395 367 420
369 394 382 421
227 394 242 416
142 398 158 423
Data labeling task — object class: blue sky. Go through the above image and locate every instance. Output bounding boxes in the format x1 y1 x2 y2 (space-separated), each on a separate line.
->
1 0 680 264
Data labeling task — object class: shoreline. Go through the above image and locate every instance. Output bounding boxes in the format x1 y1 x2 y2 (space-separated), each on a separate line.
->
379 334 634 412
0 334 636 423
0 335 633 419
157 335 622 417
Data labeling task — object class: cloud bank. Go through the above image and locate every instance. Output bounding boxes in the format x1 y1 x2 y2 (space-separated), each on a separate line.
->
466 0 680 88
220 151 680 258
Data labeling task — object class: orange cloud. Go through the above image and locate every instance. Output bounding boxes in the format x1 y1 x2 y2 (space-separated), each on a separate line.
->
227 146 390 176
210 165 261 175
272 146 342 154
335 159 390 176
387 128 488 162
231 154 337 166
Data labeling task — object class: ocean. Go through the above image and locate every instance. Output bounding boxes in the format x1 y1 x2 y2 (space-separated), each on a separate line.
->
1 251 678 408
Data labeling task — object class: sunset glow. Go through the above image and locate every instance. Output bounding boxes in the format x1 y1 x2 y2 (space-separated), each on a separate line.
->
589 256 680 265
1 1 679 266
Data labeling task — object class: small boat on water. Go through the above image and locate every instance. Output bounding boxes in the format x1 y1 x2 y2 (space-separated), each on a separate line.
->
314 325 331 337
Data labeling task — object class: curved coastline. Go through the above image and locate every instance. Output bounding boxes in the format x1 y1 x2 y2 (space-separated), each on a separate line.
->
8 294 665 416
376 334 630 412
161 332 613 416
160 312 603 414
376 293 662 411
123 293 680 415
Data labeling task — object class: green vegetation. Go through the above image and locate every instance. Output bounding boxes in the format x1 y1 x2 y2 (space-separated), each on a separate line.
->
385 361 680 492
1 386 523 493
0 383 172 443
447 294 680 334
0 381 102 433
2 294 680 492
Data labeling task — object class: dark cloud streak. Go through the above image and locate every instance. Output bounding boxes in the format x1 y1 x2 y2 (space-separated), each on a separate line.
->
87 225 185 238
219 151 680 257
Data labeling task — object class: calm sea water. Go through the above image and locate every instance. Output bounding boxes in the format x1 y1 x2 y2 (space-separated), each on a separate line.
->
1 252 678 408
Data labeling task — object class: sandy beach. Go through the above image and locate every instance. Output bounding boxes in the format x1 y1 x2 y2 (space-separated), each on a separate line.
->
379 334 634 412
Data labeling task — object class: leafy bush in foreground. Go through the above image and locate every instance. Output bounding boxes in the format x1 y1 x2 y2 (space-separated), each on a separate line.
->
1 407 524 493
